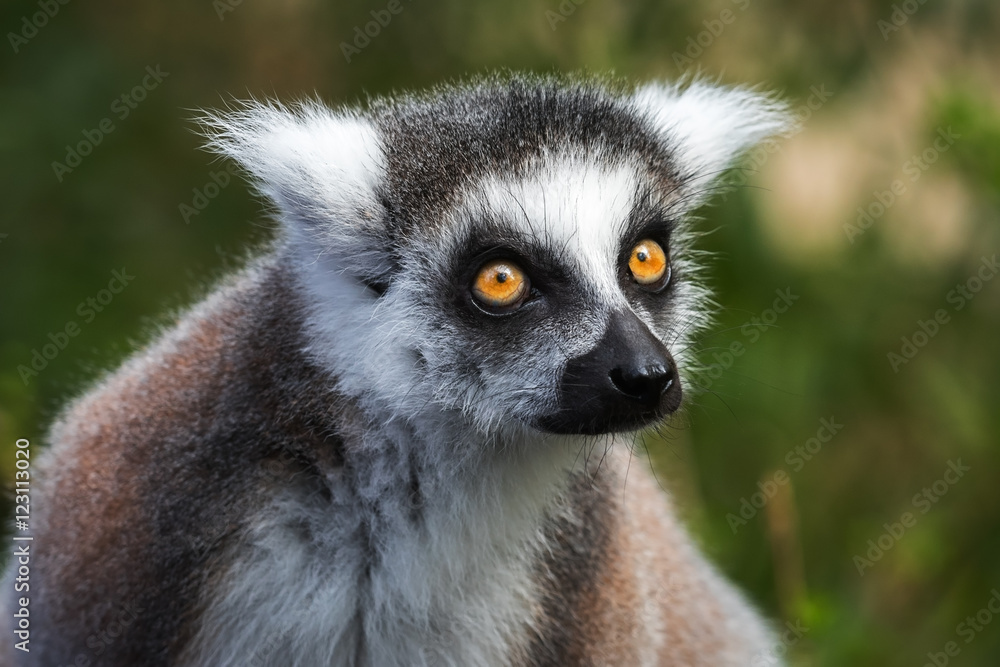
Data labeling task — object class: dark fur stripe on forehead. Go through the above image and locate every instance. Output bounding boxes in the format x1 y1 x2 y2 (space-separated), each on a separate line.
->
371 74 681 232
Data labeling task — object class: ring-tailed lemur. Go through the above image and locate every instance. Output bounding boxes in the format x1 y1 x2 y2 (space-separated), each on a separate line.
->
4 74 790 666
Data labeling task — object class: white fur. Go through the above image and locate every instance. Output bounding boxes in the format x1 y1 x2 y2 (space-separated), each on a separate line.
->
472 155 644 307
200 100 392 279
200 101 440 426
183 81 791 666
632 81 791 205
199 99 383 221
179 420 590 667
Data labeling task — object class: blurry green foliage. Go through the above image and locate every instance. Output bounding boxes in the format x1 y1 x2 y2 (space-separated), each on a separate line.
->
1 1 999 665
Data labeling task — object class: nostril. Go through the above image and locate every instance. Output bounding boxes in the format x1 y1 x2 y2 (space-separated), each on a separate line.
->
609 364 674 404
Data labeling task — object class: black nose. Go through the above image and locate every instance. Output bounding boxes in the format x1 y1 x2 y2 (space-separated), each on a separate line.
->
536 309 683 435
609 364 674 407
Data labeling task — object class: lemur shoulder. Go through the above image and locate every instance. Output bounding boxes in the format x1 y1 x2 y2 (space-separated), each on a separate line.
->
4 74 790 666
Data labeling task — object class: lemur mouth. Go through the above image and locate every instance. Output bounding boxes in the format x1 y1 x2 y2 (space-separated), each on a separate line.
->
537 397 679 435
535 309 682 435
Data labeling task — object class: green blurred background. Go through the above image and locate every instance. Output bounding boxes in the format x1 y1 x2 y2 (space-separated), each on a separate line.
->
1 0 998 664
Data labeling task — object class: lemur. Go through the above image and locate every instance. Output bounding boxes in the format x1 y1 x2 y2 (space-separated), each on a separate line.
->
4 74 790 666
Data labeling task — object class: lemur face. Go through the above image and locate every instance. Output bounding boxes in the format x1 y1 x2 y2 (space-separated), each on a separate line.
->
204 76 788 438
400 157 687 435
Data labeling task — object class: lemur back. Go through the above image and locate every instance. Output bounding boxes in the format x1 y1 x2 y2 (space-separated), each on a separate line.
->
3 75 789 666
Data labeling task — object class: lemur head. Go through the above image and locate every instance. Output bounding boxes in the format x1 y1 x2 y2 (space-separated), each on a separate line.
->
205 75 788 439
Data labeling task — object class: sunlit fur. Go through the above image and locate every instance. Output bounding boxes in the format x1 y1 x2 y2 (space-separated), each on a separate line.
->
5 74 790 667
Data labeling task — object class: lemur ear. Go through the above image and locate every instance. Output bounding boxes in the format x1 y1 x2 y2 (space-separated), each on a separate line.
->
632 80 792 201
199 100 393 283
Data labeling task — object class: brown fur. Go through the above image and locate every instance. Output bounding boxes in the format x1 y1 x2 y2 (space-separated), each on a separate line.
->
4 254 772 666
6 256 351 666
525 450 767 666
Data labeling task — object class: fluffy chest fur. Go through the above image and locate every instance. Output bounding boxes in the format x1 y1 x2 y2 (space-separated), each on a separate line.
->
179 417 597 667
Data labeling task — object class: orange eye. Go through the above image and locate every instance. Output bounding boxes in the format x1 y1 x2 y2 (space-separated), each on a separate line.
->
471 260 529 311
628 239 668 286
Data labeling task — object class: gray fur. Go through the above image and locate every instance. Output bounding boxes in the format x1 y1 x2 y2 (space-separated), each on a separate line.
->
2 74 789 666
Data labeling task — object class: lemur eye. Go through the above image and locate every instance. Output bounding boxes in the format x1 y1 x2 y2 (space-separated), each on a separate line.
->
471 260 529 312
628 239 670 289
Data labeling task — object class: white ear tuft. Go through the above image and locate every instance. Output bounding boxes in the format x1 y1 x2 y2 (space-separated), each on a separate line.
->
632 80 793 197
197 99 390 278
198 100 385 222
